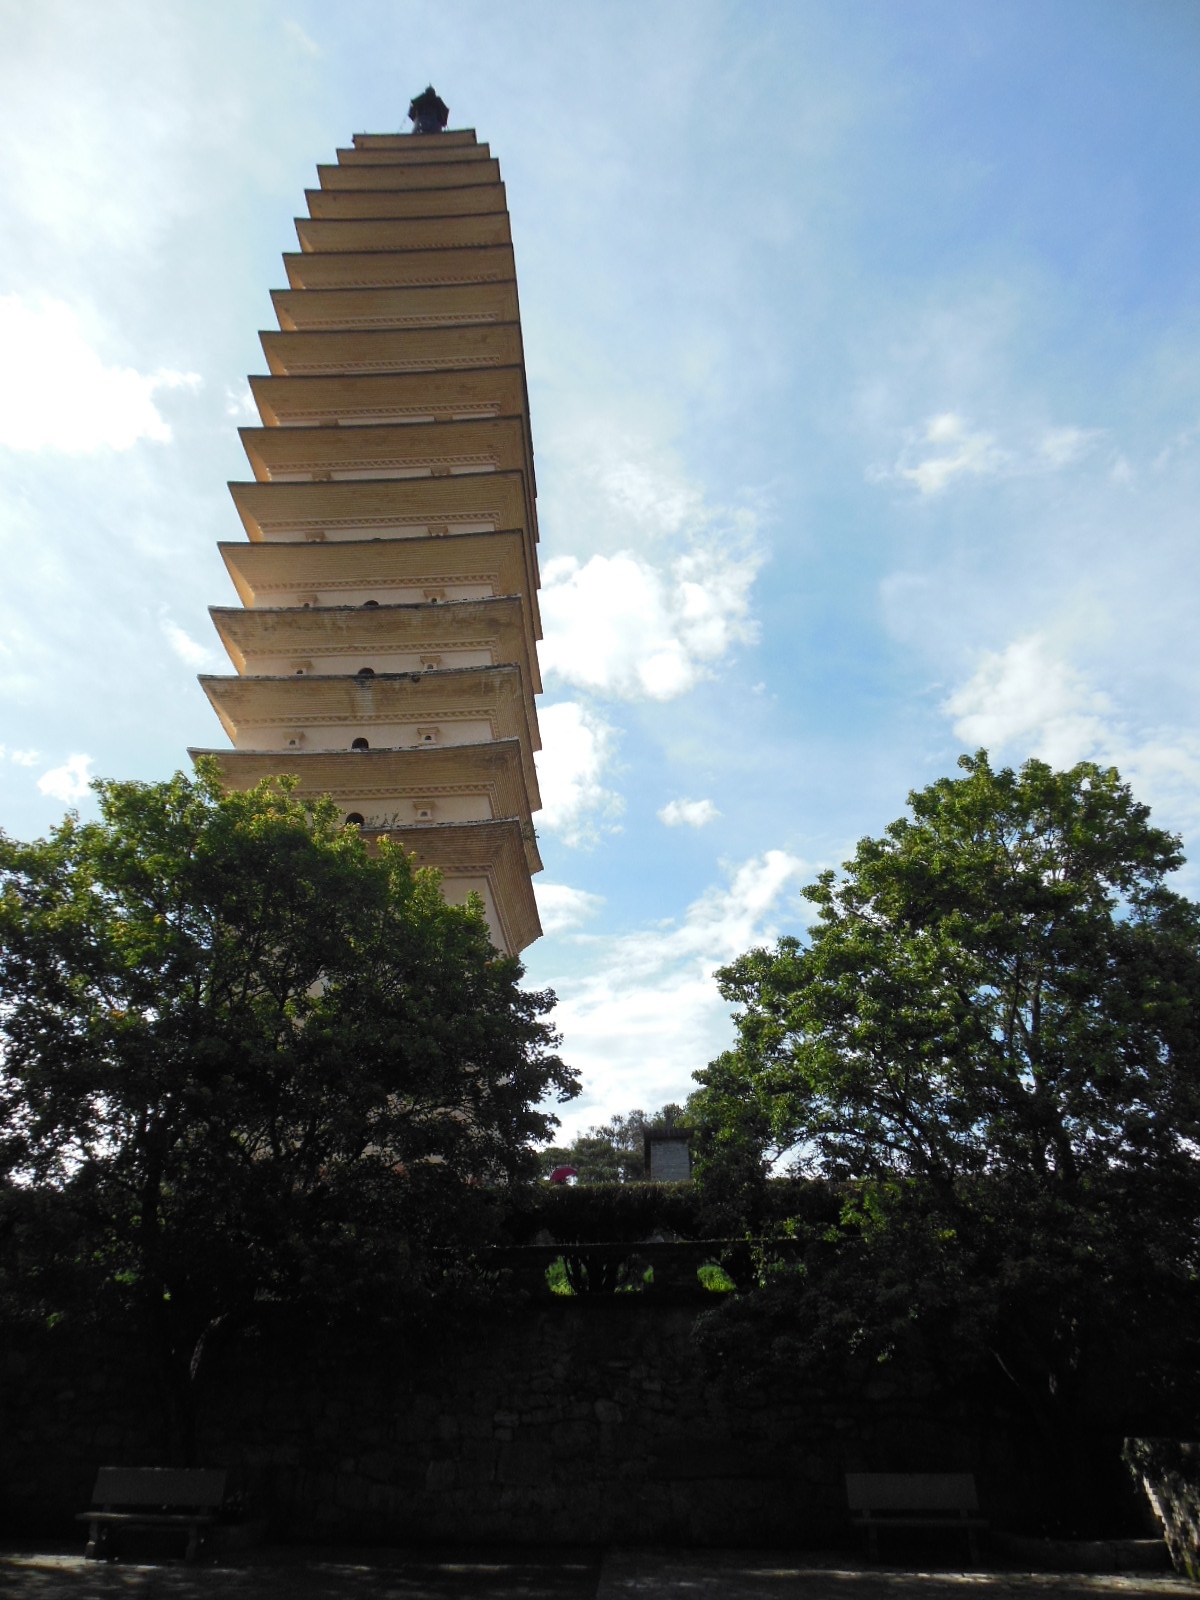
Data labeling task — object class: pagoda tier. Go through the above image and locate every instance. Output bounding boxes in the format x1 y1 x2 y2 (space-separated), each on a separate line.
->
270 284 519 331
248 369 528 426
229 472 536 542
351 130 481 149
282 247 514 292
335 143 493 166
218 533 540 638
192 743 541 864
200 664 541 789
295 215 512 253
239 418 532 488
259 325 523 377
305 187 507 220
316 159 502 191
210 593 541 698
199 116 546 954
389 819 539 955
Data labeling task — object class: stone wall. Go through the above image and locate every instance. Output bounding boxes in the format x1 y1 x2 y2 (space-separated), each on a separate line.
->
0 1299 1085 1546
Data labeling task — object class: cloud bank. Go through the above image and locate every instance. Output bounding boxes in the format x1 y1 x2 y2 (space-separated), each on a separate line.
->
0 296 200 453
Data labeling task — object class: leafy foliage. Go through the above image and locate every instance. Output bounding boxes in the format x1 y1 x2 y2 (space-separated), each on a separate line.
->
689 755 1200 1524
695 752 1200 1187
0 763 577 1453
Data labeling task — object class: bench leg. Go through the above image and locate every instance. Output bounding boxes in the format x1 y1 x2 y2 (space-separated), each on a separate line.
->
84 1520 115 1561
867 1523 879 1561
968 1528 980 1565
185 1521 201 1562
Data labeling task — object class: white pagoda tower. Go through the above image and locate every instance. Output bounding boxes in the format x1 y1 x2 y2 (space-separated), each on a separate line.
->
192 89 543 955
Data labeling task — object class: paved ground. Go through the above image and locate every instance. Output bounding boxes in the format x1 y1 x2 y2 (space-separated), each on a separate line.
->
0 1549 1194 1600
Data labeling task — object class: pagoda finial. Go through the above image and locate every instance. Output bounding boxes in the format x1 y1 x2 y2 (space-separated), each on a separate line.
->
408 86 449 135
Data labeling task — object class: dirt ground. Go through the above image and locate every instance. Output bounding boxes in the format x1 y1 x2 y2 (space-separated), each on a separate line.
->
0 1548 1195 1600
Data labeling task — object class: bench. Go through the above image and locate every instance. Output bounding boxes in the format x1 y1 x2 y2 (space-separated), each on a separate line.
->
77 1467 227 1562
846 1472 986 1561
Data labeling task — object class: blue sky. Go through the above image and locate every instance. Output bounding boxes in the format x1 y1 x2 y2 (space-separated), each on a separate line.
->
2 1 1200 1135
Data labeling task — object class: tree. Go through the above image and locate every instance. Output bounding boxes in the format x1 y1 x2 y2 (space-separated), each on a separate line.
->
696 752 1200 1190
0 763 577 1456
690 755 1200 1525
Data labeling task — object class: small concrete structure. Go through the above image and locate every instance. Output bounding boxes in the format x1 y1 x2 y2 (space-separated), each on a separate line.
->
645 1112 693 1182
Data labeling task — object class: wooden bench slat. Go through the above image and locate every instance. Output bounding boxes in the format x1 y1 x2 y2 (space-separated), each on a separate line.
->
91 1467 227 1508
77 1512 218 1526
846 1472 979 1512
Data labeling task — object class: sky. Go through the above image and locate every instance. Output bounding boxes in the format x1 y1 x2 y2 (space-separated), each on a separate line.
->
2 0 1200 1138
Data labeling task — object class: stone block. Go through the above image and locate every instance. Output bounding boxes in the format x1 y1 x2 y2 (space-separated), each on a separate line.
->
497 1439 551 1486
357 1449 398 1482
425 1458 457 1491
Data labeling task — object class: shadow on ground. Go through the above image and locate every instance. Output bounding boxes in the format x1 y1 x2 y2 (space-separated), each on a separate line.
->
1 1548 1194 1600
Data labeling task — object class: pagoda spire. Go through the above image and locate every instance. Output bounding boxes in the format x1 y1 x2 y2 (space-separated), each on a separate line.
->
408 86 450 135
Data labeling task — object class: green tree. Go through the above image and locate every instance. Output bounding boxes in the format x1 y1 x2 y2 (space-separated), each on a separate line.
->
0 763 577 1456
690 755 1200 1525
697 752 1200 1189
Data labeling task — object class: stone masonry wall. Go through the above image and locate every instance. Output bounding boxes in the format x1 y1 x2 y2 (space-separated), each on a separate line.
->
2 1299 1047 1545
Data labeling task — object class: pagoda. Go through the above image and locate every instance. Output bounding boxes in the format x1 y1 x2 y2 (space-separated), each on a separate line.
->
191 88 544 955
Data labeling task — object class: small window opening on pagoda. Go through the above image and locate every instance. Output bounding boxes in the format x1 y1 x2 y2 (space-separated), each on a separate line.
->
362 599 380 608
357 666 375 679
351 737 370 751
345 812 365 827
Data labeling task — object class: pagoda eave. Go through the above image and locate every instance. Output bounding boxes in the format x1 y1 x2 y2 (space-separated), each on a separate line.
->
316 159 502 192
374 817 542 953
237 417 532 489
305 185 507 222
269 282 519 334
209 594 542 695
247 368 529 429
282 246 515 292
217 531 542 642
336 144 491 167
259 322 524 378
227 473 537 552
192 740 542 869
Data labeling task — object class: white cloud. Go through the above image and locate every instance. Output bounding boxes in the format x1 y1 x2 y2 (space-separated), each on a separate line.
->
944 634 1109 767
658 797 721 828
224 383 259 421
535 883 606 936
540 543 760 700
541 849 808 1137
943 637 1200 846
37 753 93 803
879 413 1103 496
1037 426 1101 468
283 19 320 56
595 453 705 538
0 295 200 453
894 412 1008 495
534 701 623 847
10 749 41 767
162 620 216 668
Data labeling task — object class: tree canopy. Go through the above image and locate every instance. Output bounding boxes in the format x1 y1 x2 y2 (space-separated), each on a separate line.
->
0 762 577 1452
689 755 1200 1512
694 751 1200 1191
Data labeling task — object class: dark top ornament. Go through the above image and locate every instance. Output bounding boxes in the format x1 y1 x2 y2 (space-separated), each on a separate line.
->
408 86 449 135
